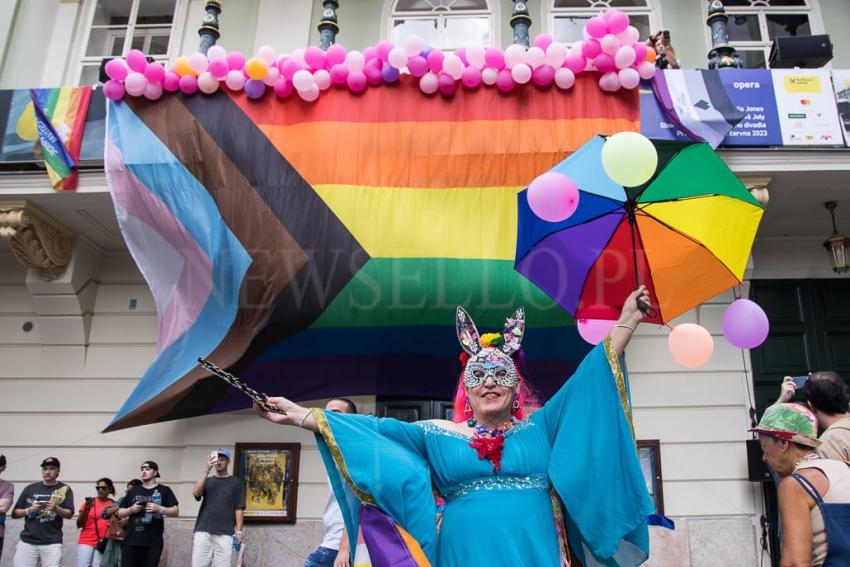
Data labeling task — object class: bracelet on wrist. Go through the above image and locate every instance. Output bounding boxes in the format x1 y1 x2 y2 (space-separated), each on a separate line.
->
615 323 636 333
298 410 312 428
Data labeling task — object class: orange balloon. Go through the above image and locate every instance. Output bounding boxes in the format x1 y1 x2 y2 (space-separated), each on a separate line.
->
668 323 714 368
245 57 268 80
645 46 657 63
174 56 196 77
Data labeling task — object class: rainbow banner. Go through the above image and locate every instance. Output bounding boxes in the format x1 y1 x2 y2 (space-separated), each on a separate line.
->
18 87 92 190
104 76 639 431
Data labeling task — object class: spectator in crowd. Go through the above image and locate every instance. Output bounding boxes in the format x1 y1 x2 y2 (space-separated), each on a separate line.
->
777 372 850 460
11 457 74 567
304 398 356 567
76 478 116 567
0 454 14 562
100 480 142 567
647 29 679 69
116 461 178 567
191 449 245 567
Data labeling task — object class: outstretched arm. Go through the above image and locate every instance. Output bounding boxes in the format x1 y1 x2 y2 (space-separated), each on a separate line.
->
609 286 649 358
254 398 318 432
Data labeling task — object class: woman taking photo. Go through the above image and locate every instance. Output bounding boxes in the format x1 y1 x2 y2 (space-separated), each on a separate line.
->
753 403 850 566
76 478 115 567
256 288 654 567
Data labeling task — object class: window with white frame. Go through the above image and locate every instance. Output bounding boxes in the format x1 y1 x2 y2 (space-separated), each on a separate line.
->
550 0 656 46
714 0 815 69
389 0 493 51
77 0 180 85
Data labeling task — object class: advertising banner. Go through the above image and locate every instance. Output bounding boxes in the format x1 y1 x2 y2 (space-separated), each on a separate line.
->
772 69 843 146
717 69 783 147
639 82 691 142
832 70 850 147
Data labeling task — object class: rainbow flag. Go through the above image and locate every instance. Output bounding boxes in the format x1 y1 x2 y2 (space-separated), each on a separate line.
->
104 77 639 431
17 87 92 190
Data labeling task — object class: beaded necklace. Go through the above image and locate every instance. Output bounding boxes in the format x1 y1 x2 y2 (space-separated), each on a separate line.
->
793 452 820 470
466 416 518 474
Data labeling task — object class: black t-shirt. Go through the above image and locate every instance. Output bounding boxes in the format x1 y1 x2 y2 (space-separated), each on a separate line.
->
14 481 74 545
194 476 245 535
118 484 178 547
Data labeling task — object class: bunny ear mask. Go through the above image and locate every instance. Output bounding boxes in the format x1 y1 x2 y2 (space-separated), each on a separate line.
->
456 306 482 356
501 307 526 355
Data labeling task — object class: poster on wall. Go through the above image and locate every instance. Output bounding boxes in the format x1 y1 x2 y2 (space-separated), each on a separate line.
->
772 69 844 146
832 70 850 147
717 69 783 147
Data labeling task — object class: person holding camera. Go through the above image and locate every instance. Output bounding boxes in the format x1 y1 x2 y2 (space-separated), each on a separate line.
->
190 449 245 567
116 461 178 567
646 29 679 69
75 478 115 567
0 454 14 562
777 372 850 460
11 457 74 567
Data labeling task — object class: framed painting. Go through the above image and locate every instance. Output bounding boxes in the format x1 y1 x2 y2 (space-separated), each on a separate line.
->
234 442 300 523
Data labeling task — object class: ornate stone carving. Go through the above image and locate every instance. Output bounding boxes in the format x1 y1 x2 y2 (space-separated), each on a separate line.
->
740 177 771 207
0 201 74 280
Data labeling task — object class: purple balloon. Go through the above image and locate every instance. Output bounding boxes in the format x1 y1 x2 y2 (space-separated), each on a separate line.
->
407 55 428 77
105 59 128 81
103 80 125 101
381 62 400 83
527 172 580 222
722 298 769 349
244 78 266 99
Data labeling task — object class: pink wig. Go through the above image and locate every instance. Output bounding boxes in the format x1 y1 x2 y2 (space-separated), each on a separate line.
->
452 351 541 422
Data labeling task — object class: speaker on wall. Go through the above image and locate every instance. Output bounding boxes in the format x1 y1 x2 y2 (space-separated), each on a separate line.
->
769 35 833 68
747 438 773 482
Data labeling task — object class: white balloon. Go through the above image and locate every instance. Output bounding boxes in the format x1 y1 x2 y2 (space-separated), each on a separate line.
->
466 45 486 69
616 25 640 46
545 43 568 68
314 69 332 90
143 81 163 100
443 54 464 79
637 60 657 80
618 67 640 89
554 67 575 89
345 50 365 72
504 44 527 68
124 72 146 96
262 66 280 86
526 46 546 69
511 63 532 84
601 34 621 56
292 48 307 67
207 45 227 61
481 67 498 85
420 72 439 94
403 34 424 57
297 85 319 102
197 71 219 94
257 45 276 65
388 47 408 69
225 69 246 90
292 69 315 91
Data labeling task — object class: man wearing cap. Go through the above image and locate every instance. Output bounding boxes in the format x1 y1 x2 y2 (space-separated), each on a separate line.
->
10 457 74 567
117 460 178 567
190 449 245 567
0 454 14 561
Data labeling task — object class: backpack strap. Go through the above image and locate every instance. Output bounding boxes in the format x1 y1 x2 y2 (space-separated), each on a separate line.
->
790 472 825 505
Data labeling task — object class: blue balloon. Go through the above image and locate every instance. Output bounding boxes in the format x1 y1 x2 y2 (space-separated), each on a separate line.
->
244 79 266 99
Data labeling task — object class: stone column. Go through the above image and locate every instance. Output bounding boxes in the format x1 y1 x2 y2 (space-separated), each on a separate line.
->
707 0 742 69
198 0 223 55
511 1 531 47
318 0 340 50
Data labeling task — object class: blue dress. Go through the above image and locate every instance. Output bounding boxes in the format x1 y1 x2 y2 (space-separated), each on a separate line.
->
314 339 653 567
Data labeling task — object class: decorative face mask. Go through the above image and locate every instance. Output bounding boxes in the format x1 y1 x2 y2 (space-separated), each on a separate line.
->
456 306 526 389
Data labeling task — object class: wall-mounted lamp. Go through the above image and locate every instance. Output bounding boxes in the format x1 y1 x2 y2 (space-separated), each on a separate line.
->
823 201 849 274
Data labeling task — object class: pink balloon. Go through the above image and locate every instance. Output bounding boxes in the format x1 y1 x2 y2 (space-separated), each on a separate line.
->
224 69 245 90
554 67 576 89
722 299 770 349
585 17 608 39
617 25 640 46
273 77 293 98
297 85 319 102
527 172 580 222
162 71 180 92
637 60 657 80
364 58 383 85
618 67 640 89
437 73 456 96
363 46 378 62
532 64 555 87
545 43 569 68
345 51 365 72
388 47 408 69
227 51 246 71
481 68 498 86
632 43 648 64
614 45 637 69
564 53 587 74
376 40 394 62
346 71 367 93
577 319 617 345
103 79 125 101
304 46 327 71
197 71 219 94
594 53 615 73
314 69 332 90
208 58 229 78
526 47 547 69
669 323 714 368
189 52 208 74
581 39 602 59
178 75 198 94
420 72 439 95
484 47 505 71
496 69 514 93
329 64 349 84
280 59 303 80
143 61 165 84
606 10 630 35
533 33 554 51
599 71 621 92
143 81 163 100
207 45 227 61
504 44 527 68
456 48 468 66
427 50 445 74
124 72 146 96
126 49 147 72
408 55 428 77
460 66 482 88
105 59 128 81
511 63 532 85
601 34 621 56
326 43 347 67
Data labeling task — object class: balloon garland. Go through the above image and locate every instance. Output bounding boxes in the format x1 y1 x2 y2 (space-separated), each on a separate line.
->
102 8 656 102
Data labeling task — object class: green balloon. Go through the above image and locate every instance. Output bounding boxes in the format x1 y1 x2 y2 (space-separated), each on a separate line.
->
601 132 658 187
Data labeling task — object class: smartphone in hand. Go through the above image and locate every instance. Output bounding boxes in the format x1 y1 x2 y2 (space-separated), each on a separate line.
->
791 375 809 389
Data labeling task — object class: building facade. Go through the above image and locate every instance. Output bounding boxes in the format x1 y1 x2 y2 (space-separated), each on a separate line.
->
0 1 849 565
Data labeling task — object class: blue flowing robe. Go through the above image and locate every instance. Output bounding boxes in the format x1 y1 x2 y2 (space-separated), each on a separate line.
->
313 338 653 567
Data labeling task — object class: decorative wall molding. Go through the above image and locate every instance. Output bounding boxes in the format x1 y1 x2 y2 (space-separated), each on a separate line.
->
740 176 771 206
0 200 74 280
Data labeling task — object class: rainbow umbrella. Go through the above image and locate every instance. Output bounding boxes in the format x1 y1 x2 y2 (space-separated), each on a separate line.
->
514 136 764 325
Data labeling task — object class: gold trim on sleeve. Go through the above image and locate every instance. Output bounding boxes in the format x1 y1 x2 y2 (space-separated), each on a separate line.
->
312 408 376 505
603 337 635 439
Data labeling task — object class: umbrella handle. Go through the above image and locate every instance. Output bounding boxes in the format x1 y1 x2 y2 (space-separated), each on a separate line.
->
636 298 658 319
